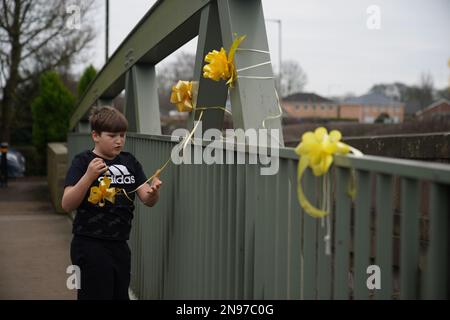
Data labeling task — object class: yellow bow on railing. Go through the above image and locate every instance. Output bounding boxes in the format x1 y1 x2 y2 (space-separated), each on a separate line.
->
170 80 194 112
203 35 246 87
93 79 234 207
295 127 361 218
87 176 118 207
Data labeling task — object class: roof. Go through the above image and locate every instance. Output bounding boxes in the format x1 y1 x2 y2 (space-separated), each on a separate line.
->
283 92 334 103
416 99 450 116
342 92 403 107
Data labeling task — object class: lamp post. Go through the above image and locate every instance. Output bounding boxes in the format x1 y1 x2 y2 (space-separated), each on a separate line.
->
266 18 282 93
105 0 109 63
0 142 8 187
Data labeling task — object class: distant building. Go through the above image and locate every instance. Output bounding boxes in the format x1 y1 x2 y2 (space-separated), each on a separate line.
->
340 92 405 123
282 92 339 119
281 91 405 123
415 99 450 121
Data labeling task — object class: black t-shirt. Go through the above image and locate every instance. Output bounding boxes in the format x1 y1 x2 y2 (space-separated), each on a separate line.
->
64 150 148 241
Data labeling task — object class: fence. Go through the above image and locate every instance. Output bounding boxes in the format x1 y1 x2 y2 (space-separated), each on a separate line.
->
68 132 449 299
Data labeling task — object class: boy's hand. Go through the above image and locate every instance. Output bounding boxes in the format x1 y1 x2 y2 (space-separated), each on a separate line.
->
86 158 108 181
147 176 162 197
137 170 163 207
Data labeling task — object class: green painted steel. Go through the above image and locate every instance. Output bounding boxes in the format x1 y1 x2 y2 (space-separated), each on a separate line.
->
67 133 450 300
216 0 284 143
375 174 394 299
424 183 449 299
317 205 332 299
69 0 210 130
189 2 228 132
276 159 290 299
400 178 420 299
71 0 284 146
124 64 161 135
302 170 318 299
353 170 372 300
334 167 352 299
287 160 302 300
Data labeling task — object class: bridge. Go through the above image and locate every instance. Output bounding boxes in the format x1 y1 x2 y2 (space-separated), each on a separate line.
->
65 0 449 300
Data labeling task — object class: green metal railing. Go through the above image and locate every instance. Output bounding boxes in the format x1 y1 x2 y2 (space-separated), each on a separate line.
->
67 133 449 299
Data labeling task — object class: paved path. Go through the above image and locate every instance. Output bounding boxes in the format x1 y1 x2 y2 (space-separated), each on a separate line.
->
0 177 76 299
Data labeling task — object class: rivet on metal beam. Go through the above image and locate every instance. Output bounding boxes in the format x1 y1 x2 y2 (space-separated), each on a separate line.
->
125 49 135 68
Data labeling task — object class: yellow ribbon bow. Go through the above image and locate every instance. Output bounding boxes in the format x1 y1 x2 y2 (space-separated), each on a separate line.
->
295 127 356 218
170 80 194 112
87 176 118 207
203 35 246 87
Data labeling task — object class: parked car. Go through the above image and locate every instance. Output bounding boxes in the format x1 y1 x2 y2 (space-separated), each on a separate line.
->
0 147 26 178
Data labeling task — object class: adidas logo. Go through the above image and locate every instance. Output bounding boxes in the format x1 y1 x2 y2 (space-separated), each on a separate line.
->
99 164 135 184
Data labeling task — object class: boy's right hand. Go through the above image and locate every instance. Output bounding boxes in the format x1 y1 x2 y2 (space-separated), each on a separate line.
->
86 158 108 182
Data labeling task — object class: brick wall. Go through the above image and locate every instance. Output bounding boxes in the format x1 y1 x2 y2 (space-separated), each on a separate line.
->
47 143 68 214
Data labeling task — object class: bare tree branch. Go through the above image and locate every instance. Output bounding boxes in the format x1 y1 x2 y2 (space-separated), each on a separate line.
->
18 0 32 27
0 0 96 141
279 60 307 97
0 0 13 31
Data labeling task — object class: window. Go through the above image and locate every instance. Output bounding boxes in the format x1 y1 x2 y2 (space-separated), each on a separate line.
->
364 116 374 123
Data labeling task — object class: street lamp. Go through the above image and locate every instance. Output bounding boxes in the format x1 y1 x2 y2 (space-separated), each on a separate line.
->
105 0 109 63
266 18 282 92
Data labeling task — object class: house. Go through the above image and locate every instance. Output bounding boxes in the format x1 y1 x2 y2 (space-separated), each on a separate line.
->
340 92 405 123
415 99 450 121
281 92 339 120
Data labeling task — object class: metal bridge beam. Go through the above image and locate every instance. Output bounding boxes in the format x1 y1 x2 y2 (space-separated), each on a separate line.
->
217 0 284 145
189 2 229 132
70 0 210 130
124 64 161 134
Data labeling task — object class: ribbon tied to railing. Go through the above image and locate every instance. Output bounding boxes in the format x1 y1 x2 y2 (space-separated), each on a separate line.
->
203 35 246 87
87 34 284 206
295 127 362 218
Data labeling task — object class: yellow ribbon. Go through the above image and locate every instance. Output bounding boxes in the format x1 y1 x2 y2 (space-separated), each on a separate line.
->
203 35 246 87
87 176 118 207
294 127 360 218
88 109 210 205
170 80 194 112
88 67 236 208
170 80 232 116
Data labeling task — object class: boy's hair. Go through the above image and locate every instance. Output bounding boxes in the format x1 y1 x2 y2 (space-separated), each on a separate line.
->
89 106 128 134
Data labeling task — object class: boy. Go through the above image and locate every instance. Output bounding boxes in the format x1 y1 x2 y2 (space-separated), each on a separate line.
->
62 106 162 300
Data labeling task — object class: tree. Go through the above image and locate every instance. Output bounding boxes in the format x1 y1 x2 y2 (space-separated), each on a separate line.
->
375 112 391 123
157 52 195 94
156 52 195 114
278 60 307 97
436 87 450 100
370 82 409 101
369 74 435 113
416 72 434 108
155 54 308 111
0 0 95 142
78 65 97 98
31 71 75 151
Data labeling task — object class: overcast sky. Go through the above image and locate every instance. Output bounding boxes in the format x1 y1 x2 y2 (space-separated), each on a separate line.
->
86 0 449 97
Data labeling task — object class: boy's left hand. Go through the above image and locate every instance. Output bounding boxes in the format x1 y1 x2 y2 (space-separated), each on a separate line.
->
147 176 162 197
